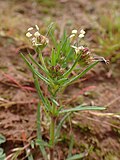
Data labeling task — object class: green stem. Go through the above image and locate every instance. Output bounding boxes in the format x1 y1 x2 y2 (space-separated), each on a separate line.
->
39 50 47 70
50 116 55 160
37 102 48 160
50 103 56 160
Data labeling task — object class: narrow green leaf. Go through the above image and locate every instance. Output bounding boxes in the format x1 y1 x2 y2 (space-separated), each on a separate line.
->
61 31 68 52
34 70 50 85
0 148 4 155
28 54 49 75
0 149 6 160
33 75 49 111
67 135 74 158
49 31 57 48
60 105 105 114
20 53 50 85
51 49 56 66
56 44 61 60
46 22 55 36
0 134 6 144
27 153 34 160
57 78 68 84
30 140 35 149
36 139 50 147
29 54 54 85
64 61 99 87
62 48 74 68
39 53 48 70
56 32 68 60
55 112 71 141
50 97 59 107
63 54 81 78
66 152 88 160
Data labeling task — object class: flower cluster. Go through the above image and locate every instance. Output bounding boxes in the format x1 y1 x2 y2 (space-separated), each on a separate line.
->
69 29 85 40
49 64 65 78
26 25 49 48
69 29 86 53
71 45 85 54
69 29 94 66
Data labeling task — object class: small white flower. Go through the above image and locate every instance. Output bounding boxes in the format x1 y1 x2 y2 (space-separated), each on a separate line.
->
33 43 42 46
80 29 85 35
78 34 85 38
78 46 85 50
46 38 49 44
26 32 32 37
27 27 33 31
71 45 84 53
34 31 40 37
26 25 49 48
31 37 36 44
35 25 39 31
69 34 75 39
78 29 85 39
72 29 77 34
31 37 36 41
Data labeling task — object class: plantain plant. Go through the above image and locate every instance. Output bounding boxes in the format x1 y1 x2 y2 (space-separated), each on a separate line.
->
20 24 105 160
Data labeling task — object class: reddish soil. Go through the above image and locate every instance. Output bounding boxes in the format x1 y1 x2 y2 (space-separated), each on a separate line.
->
0 0 120 160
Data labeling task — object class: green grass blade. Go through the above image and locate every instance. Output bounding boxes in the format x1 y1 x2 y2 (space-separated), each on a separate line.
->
60 105 105 114
66 152 88 160
67 135 74 159
36 139 50 147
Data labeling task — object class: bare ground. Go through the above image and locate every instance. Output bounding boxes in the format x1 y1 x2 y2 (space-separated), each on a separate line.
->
0 0 120 159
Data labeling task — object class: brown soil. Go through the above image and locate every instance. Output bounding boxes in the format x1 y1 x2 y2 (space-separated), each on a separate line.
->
0 0 120 160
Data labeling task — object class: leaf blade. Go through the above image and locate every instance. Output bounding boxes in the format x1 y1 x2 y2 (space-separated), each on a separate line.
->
60 105 105 114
